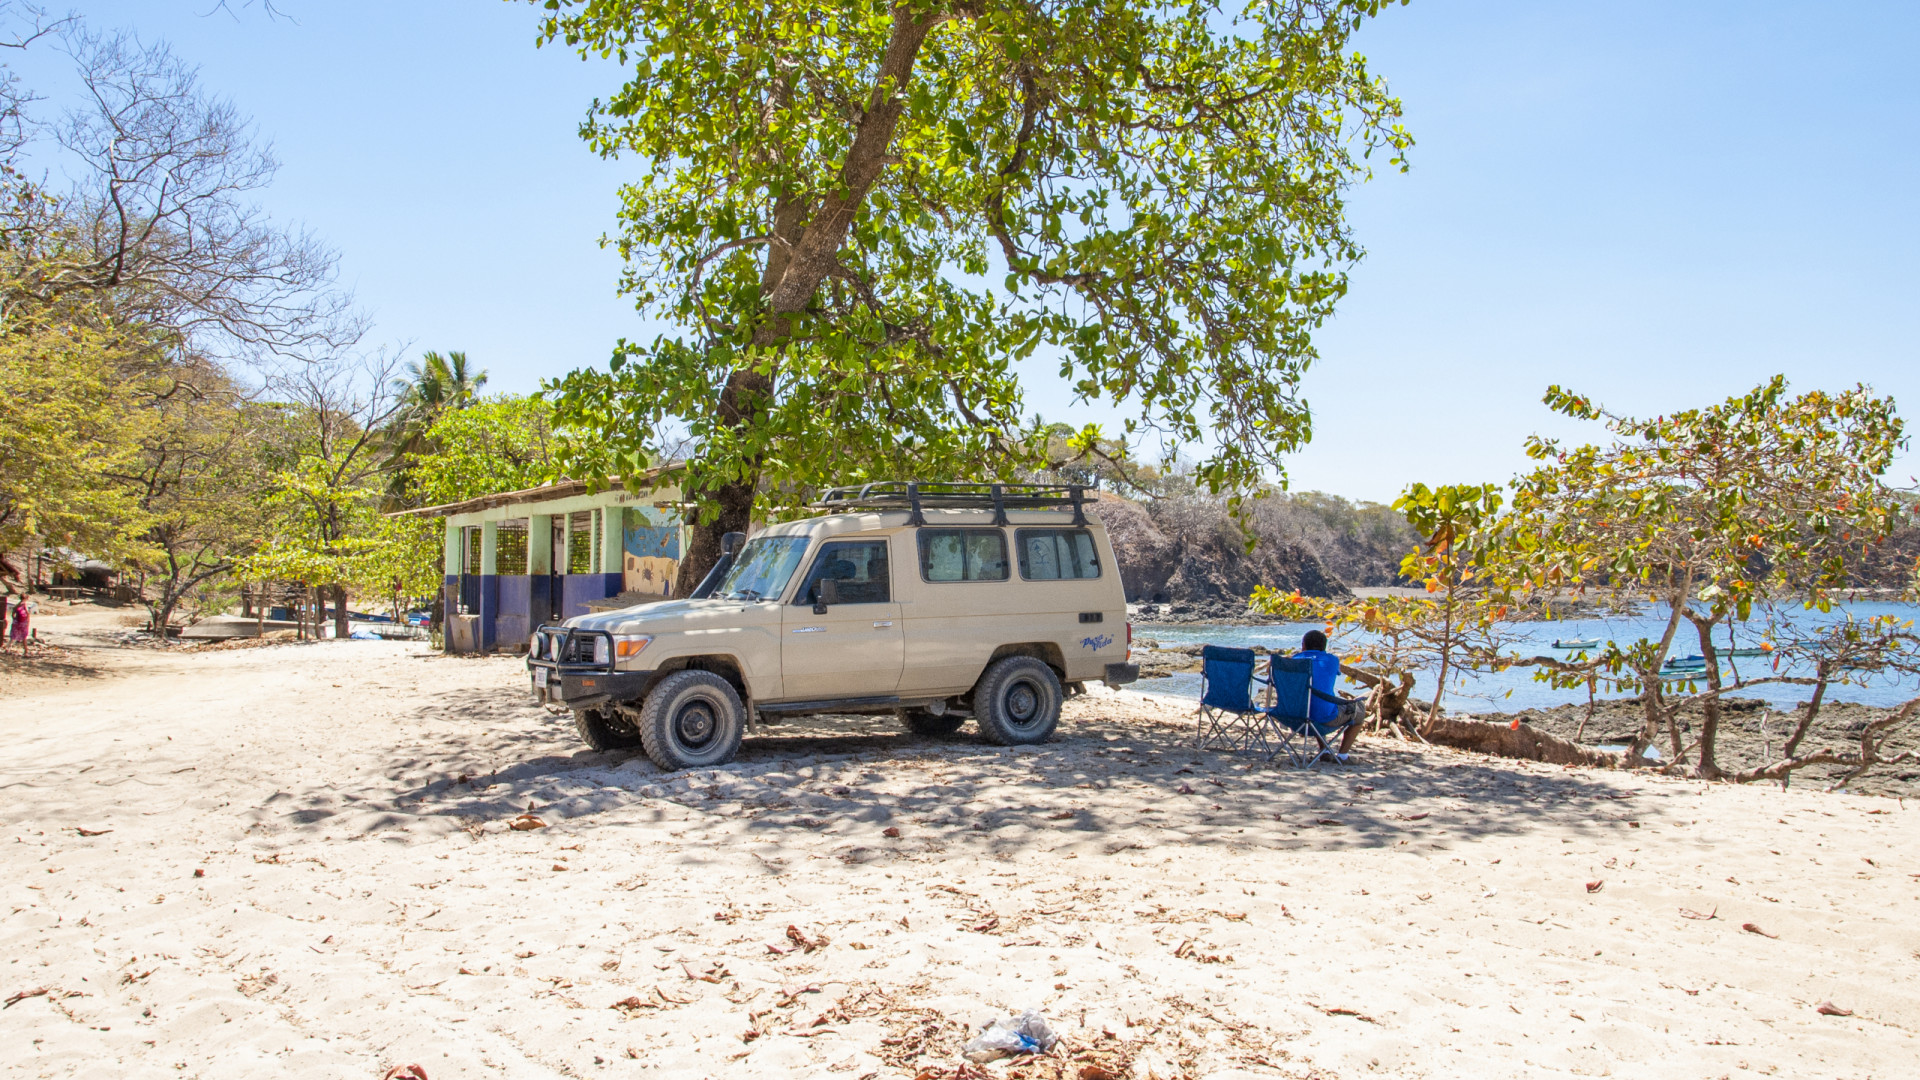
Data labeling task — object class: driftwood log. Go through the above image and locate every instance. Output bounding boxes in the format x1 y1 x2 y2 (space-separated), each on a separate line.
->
1415 716 1623 769
1339 663 1621 768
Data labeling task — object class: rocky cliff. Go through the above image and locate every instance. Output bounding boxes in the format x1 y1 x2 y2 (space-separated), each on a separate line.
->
1092 491 1393 612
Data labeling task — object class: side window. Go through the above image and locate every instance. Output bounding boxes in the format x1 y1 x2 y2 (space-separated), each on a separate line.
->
1015 528 1101 580
919 529 1009 582
794 539 892 604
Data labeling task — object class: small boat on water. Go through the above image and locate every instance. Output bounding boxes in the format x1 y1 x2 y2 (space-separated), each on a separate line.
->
1552 638 1603 650
1725 647 1770 658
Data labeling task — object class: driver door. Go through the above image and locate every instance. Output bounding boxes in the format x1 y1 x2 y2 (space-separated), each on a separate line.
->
780 537 904 700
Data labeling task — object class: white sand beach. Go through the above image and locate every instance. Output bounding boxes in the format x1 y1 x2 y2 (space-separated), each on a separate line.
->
3 608 1916 1078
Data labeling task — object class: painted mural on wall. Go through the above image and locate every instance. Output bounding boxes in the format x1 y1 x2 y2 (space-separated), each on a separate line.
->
622 509 681 597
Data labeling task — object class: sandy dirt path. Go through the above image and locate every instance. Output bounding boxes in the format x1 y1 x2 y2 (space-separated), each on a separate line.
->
2 622 1916 1079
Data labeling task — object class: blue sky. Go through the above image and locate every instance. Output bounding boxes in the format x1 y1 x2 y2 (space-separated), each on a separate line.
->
25 0 1920 501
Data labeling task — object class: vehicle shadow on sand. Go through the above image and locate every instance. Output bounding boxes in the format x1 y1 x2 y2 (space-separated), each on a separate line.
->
289 686 1658 861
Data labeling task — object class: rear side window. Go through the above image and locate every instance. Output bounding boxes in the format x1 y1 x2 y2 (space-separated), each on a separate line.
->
794 539 892 604
1016 528 1101 580
919 529 1009 582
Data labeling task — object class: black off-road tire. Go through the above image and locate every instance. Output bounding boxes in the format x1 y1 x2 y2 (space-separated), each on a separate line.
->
900 708 966 738
971 656 1063 746
637 670 746 770
574 707 642 751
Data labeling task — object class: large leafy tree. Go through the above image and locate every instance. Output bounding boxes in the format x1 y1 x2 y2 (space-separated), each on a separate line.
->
536 0 1411 591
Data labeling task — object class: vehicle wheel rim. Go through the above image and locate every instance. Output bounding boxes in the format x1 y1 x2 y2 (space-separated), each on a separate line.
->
1005 680 1041 727
675 699 717 749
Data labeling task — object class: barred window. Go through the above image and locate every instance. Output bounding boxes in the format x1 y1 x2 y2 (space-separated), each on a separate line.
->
495 519 529 575
567 511 595 574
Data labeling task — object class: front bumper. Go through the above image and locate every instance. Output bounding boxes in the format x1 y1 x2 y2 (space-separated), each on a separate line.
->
527 624 654 709
1103 662 1141 686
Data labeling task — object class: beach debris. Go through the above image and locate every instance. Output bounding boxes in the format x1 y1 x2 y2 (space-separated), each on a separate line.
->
4 986 51 1008
884 826 902 838
786 924 828 952
683 961 729 983
774 982 820 1007
962 1008 1059 1062
1679 906 1718 921
1585 880 1604 893
1742 922 1779 939
509 814 546 831
74 827 112 837
1176 783 1194 795
381 1066 430 1080
1312 1002 1378 1023
1816 1000 1854 1017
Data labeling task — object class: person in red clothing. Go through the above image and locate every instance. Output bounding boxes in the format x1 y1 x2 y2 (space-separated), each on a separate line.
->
8 595 32 658
1295 629 1365 753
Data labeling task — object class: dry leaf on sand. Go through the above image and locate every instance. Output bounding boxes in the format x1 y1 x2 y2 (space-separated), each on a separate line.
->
1742 922 1779 939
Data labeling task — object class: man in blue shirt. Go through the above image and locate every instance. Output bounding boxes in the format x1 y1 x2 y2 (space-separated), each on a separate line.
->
1296 630 1365 753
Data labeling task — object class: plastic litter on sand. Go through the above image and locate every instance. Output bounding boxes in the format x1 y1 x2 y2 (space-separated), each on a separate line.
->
962 1009 1060 1063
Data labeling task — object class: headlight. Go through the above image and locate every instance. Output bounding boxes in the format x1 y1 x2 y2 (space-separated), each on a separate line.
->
547 635 562 661
593 636 610 665
529 631 544 657
612 634 651 661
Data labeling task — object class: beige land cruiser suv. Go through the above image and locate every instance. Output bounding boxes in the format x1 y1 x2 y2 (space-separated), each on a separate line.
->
527 483 1138 770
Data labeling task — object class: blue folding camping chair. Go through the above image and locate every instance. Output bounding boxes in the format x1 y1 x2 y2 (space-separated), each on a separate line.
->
1263 654 1365 765
1196 644 1289 761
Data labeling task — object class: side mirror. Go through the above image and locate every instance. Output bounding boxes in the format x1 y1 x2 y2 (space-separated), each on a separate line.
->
721 531 746 556
813 577 839 615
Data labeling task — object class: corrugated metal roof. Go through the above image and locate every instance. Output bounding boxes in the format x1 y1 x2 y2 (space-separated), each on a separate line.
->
387 465 679 518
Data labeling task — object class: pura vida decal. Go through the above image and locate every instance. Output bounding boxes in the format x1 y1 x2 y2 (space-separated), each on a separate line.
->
1080 633 1115 651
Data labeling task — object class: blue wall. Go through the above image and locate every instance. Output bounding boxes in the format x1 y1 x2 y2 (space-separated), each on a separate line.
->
477 574 501 651
444 571 623 653
562 573 624 621
495 575 531 650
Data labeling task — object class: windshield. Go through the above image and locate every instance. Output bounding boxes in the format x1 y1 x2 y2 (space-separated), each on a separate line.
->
714 536 810 601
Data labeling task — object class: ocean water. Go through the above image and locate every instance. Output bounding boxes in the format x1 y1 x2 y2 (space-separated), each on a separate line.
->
1129 601 1920 713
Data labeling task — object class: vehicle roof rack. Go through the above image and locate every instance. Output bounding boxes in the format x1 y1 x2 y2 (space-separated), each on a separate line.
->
816 481 1088 527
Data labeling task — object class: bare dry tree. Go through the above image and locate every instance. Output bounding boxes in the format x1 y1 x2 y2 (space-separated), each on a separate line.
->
1 23 360 363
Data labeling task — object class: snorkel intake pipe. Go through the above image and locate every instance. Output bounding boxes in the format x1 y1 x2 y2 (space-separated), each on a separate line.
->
688 531 748 599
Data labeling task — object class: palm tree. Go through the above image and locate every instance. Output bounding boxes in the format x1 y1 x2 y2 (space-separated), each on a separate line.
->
383 350 487 500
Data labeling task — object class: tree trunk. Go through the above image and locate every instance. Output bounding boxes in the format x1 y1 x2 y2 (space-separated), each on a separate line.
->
1630 582 1693 765
1427 576 1456 724
673 8 942 588
1689 613 1725 779
332 584 349 640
